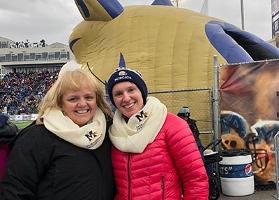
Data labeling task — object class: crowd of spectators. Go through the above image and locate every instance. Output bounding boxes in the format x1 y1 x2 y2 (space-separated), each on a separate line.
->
0 70 59 115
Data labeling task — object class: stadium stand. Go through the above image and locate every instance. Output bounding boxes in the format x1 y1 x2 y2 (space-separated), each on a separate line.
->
0 36 73 115
0 71 59 114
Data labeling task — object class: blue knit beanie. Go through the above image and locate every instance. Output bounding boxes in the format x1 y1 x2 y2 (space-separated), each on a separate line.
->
177 106 190 117
107 54 148 106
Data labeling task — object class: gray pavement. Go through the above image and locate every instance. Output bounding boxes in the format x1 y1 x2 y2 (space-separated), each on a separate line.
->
219 189 277 200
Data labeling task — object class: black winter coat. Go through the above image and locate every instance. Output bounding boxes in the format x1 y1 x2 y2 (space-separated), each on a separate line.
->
0 114 18 144
0 122 115 200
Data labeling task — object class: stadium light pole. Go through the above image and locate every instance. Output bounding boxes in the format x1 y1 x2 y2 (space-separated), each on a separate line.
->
240 0 245 30
171 0 179 7
200 0 208 15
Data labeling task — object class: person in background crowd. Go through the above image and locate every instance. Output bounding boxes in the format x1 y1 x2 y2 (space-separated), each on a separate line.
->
0 112 18 184
0 70 59 115
106 54 208 200
177 106 205 155
0 62 115 200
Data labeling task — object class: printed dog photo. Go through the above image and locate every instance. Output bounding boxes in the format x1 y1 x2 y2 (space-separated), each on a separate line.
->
220 62 279 185
246 120 279 183
220 110 249 150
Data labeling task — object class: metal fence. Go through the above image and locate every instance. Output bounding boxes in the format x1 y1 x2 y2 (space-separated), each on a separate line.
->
149 88 214 146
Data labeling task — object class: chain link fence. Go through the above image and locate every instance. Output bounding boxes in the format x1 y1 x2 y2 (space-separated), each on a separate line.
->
149 88 214 146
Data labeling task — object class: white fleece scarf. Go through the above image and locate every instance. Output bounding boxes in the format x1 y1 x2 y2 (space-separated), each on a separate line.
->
43 107 106 149
109 96 167 153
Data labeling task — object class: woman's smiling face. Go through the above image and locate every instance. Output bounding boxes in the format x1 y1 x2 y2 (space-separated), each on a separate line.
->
112 82 144 118
62 88 97 126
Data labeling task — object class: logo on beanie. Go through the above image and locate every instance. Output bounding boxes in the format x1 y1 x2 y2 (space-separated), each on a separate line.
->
118 71 127 76
115 70 133 82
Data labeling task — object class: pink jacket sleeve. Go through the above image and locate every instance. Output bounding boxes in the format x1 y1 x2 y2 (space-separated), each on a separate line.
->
165 113 209 200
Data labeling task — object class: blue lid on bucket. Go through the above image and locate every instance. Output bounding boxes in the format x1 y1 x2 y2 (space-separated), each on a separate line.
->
221 149 251 157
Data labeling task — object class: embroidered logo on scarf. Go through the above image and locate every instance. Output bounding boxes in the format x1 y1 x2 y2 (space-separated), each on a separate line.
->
85 130 98 141
135 110 148 122
85 140 99 149
135 110 148 131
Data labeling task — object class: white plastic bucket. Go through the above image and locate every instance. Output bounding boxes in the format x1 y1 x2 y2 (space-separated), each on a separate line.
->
219 151 254 196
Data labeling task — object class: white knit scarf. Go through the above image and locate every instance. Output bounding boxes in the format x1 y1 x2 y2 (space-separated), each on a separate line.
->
109 96 167 153
43 107 106 149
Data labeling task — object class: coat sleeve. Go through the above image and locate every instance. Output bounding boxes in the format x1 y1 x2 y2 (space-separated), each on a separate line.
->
0 125 54 200
165 114 209 200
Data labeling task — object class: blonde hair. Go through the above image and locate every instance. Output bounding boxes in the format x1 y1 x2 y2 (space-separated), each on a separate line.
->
36 69 112 124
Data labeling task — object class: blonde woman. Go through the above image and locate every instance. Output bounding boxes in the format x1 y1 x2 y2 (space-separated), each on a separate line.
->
1 65 115 200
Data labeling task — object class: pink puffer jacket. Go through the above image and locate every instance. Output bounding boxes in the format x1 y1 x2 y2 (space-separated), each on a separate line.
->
112 113 208 200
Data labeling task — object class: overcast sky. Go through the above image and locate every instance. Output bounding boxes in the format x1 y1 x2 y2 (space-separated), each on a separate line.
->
0 0 272 45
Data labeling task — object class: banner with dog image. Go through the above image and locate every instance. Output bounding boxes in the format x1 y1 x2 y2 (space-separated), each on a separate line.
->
220 60 279 185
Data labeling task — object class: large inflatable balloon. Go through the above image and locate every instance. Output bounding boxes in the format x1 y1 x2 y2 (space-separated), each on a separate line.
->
69 0 279 130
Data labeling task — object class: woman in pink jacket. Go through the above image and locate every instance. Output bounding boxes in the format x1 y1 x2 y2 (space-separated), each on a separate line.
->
107 54 208 200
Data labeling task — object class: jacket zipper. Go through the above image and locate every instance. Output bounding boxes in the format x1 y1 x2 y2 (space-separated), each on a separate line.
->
128 153 131 200
161 176 165 200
